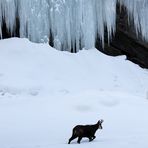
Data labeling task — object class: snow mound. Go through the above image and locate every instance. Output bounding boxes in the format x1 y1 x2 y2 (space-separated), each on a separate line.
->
0 38 148 98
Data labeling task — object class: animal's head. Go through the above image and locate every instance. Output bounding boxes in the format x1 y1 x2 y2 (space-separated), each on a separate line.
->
97 119 104 129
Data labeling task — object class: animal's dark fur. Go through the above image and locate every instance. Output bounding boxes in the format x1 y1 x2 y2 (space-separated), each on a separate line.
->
68 120 103 144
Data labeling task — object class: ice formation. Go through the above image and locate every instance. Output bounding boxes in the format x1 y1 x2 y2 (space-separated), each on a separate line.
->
120 0 148 42
0 0 148 51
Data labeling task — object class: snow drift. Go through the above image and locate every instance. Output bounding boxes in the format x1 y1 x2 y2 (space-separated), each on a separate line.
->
0 38 148 96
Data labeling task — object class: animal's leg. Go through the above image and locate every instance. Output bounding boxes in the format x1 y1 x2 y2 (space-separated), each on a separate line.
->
77 137 82 144
92 135 96 140
89 135 96 142
89 137 93 142
68 135 77 144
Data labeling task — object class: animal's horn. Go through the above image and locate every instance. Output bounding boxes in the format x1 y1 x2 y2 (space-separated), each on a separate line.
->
100 119 104 123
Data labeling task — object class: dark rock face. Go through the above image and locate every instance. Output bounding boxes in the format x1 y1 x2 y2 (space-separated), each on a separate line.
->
97 4 148 68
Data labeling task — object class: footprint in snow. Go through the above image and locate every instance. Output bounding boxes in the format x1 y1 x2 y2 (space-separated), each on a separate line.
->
99 98 119 107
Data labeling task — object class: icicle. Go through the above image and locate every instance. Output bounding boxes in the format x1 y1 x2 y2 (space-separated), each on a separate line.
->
49 0 67 50
0 0 17 36
104 0 116 43
81 0 95 50
119 0 148 41
94 0 116 47
18 0 50 43
0 0 2 38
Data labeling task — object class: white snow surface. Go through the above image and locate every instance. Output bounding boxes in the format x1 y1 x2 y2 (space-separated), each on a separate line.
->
0 38 148 148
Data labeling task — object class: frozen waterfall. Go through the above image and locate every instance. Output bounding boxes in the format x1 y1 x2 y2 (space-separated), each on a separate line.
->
120 0 148 42
0 0 148 51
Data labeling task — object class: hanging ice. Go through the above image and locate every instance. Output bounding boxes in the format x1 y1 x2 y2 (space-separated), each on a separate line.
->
0 0 17 36
119 0 148 42
0 0 117 51
0 0 148 51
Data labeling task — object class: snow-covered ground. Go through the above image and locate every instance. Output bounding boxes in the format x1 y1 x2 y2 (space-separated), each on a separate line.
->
0 38 148 148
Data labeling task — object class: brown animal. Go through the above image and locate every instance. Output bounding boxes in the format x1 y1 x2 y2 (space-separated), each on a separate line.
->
68 120 104 144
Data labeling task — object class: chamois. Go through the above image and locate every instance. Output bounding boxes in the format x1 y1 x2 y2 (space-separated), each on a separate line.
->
68 120 104 144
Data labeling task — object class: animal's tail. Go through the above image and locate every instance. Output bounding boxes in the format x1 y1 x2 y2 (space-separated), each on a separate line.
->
73 129 77 135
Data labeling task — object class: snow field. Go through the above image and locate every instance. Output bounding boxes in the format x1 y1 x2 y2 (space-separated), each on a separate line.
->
0 38 148 148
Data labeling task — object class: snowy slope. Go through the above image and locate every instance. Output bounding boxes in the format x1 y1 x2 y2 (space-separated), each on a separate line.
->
0 38 148 148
